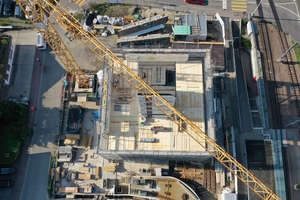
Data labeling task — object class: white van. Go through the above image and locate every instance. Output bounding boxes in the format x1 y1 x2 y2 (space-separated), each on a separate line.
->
36 32 47 50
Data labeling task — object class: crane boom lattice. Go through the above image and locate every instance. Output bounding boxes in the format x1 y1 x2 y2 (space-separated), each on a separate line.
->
16 0 282 199
17 0 89 87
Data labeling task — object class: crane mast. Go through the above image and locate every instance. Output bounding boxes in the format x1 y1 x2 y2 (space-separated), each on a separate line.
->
17 0 89 88
16 0 282 199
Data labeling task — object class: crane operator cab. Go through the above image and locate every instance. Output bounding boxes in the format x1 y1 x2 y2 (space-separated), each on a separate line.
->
36 32 47 50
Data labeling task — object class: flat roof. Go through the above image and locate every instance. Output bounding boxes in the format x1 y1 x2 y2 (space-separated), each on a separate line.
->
174 26 191 35
174 14 207 36
125 24 165 37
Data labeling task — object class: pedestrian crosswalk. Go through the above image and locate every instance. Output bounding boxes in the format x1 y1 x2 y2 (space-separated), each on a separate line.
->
72 0 88 7
231 0 247 12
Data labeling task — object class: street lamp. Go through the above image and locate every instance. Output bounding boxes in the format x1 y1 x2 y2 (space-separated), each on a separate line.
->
230 37 240 48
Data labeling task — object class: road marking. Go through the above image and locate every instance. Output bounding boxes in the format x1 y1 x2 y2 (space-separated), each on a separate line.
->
276 3 299 18
223 0 227 10
73 0 87 7
231 0 247 12
231 1 247 4
275 4 299 17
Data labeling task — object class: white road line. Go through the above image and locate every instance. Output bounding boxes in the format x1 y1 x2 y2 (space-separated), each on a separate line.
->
277 2 297 5
296 2 300 17
276 3 299 18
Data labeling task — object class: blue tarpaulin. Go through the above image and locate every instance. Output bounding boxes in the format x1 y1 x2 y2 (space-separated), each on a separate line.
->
94 110 101 120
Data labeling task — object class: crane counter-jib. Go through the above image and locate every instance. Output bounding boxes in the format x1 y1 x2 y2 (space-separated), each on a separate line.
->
16 0 282 199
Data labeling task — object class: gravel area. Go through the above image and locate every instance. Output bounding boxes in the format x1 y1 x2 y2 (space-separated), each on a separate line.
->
246 140 275 200
266 23 300 129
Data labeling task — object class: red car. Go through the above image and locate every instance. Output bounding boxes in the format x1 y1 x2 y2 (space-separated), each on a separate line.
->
185 0 205 5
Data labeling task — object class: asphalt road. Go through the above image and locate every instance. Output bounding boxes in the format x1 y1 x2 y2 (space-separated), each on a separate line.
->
250 0 300 43
0 29 37 200
1 28 65 200
18 47 65 200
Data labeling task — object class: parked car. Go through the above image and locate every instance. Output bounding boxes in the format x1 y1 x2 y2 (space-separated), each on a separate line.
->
184 0 204 5
36 32 47 50
3 0 12 16
14 4 21 18
0 0 3 16
0 167 16 175
0 179 13 188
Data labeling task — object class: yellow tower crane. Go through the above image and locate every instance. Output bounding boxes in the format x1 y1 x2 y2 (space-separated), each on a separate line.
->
18 0 89 88
16 0 282 199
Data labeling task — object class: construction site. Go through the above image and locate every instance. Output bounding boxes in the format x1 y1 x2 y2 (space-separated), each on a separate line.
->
53 8 224 199
6 0 299 200
25 2 228 198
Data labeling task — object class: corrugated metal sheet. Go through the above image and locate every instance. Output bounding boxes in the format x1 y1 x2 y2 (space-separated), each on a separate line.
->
125 24 165 37
198 14 207 35
186 14 196 26
117 33 170 43
174 26 191 35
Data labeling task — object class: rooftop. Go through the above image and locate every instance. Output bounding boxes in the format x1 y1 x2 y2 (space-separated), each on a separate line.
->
100 54 206 157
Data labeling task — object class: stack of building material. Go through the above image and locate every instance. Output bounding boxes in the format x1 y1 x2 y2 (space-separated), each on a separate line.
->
77 173 92 180
87 136 94 149
59 187 78 193
94 166 101 179
79 185 92 193
78 167 90 173
102 166 116 172
64 138 78 146
55 167 61 182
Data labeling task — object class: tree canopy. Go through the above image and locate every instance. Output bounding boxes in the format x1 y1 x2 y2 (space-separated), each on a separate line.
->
0 99 28 164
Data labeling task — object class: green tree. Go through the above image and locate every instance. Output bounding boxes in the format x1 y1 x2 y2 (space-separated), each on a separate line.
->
0 99 28 164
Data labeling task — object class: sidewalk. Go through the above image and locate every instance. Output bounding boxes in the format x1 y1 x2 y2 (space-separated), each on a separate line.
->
1 29 41 200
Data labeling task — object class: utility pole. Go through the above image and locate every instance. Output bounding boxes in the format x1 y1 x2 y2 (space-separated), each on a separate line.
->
285 118 300 127
276 41 298 63
250 0 263 18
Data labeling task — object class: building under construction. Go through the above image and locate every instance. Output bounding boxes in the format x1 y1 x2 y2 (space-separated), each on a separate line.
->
98 45 224 162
